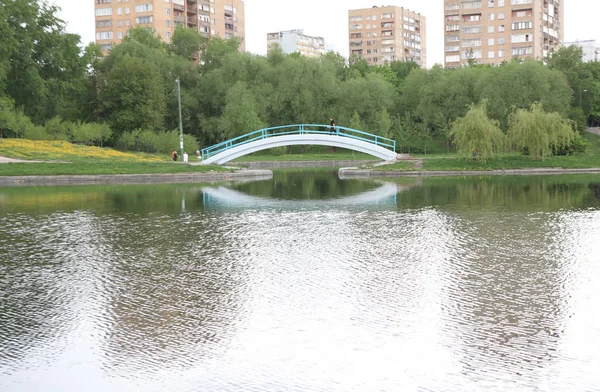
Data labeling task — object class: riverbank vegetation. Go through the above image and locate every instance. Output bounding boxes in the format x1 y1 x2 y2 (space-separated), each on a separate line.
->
1 0 600 164
0 140 226 176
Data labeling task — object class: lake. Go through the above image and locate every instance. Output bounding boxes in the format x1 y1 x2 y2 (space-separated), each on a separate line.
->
1 171 599 391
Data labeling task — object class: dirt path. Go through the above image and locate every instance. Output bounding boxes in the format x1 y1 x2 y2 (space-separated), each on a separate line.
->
0 156 44 163
586 127 600 136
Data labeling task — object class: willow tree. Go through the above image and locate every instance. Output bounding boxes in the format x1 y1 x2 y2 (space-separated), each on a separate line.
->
449 102 505 161
507 103 576 160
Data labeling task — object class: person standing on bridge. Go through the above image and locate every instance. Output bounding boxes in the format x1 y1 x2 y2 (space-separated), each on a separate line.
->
329 117 336 134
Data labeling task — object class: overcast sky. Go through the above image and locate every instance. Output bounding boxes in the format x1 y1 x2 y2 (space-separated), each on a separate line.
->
52 0 597 68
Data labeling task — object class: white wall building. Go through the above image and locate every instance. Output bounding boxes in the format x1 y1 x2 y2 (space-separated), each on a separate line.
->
267 29 327 58
563 40 600 62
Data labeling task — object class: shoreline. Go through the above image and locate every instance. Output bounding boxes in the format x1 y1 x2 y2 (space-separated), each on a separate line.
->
0 170 273 187
339 167 600 178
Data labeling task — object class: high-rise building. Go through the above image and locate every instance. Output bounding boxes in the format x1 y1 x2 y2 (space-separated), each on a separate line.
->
443 0 562 68
267 29 327 58
348 6 426 67
563 40 600 63
94 0 245 53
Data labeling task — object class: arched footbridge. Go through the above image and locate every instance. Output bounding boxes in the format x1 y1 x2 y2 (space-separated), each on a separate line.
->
200 124 398 165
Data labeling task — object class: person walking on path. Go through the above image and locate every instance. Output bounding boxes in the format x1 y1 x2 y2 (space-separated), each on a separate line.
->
329 117 336 134
172 150 178 161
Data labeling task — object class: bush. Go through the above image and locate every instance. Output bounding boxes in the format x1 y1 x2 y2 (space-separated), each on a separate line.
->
116 129 198 154
45 117 71 140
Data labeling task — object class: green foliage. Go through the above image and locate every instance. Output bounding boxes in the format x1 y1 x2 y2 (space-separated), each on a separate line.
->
122 26 166 50
0 108 42 139
69 121 112 146
348 111 364 131
507 103 576 160
116 129 198 154
102 55 166 135
449 102 505 161
169 25 204 60
218 81 265 140
44 117 71 140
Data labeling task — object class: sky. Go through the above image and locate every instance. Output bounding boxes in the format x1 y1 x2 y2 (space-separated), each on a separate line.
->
52 0 598 68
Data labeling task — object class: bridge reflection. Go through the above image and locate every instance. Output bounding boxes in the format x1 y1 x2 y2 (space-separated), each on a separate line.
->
201 181 420 210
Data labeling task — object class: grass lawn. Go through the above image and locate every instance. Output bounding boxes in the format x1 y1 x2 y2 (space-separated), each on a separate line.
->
0 139 227 176
376 131 600 171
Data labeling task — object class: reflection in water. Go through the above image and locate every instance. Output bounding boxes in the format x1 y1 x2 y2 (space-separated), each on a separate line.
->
1 174 600 391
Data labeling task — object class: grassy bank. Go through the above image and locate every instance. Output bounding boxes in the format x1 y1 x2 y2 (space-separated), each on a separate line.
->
0 139 227 176
375 131 600 172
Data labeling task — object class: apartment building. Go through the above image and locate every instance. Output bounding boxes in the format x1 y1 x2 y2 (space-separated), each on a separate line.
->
94 0 245 53
348 6 426 67
444 0 562 68
267 29 327 58
563 40 600 63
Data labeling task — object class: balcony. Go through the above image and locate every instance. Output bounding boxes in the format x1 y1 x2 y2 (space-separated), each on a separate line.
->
173 3 185 11
187 17 197 26
174 15 185 23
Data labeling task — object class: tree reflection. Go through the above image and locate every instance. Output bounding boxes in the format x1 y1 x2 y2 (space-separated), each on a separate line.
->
98 210 247 374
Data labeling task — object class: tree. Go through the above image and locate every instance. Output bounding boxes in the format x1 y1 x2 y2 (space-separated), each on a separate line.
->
376 108 393 139
169 26 204 60
218 81 265 140
102 56 166 135
449 102 505 161
348 111 364 131
507 103 576 160
1 0 90 123
122 26 165 50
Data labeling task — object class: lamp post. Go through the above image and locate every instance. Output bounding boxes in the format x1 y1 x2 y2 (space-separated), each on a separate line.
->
176 77 184 159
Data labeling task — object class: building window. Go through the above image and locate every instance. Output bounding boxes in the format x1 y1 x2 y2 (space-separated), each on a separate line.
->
95 7 112 16
488 13 494 20
96 0 111 3
136 16 153 24
446 55 460 62
498 0 504 5
462 25 482 34
135 4 153 12
166 32 171 39
166 20 171 27
512 46 533 55
96 19 112 28
498 37 505 44
118 31 123 39
166 8 170 14
96 31 113 40
511 34 532 43
100 43 113 51
116 8 122 15
488 26 494 33
462 38 482 47
499 24 505 32
498 12 504 19
125 7 130 14
511 0 532 4
488 51 495 58
498 49 505 57
488 38 495 45
512 21 532 30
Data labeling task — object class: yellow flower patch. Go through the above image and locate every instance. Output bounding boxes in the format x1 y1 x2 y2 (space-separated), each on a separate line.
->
0 139 163 162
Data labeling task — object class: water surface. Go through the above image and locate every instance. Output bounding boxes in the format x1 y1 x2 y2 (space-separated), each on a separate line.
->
1 172 599 391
